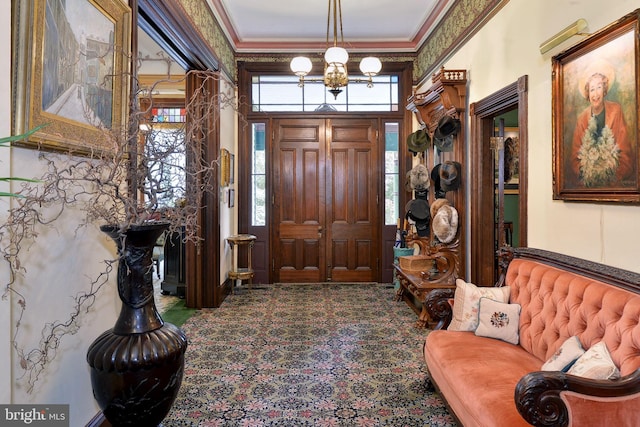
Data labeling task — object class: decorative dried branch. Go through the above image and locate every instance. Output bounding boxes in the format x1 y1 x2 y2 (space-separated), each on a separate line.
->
1 69 245 392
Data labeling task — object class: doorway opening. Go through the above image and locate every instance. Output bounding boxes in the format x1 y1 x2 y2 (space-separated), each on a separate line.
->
470 76 529 286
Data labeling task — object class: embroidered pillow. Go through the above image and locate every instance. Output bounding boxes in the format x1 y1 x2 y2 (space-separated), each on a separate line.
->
447 279 511 331
567 341 620 380
474 298 521 345
541 336 585 372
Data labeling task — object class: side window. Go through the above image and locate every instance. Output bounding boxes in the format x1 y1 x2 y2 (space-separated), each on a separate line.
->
384 122 400 225
251 123 266 226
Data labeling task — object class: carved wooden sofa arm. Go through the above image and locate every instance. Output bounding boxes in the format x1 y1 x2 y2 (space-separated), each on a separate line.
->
515 369 640 427
424 288 454 330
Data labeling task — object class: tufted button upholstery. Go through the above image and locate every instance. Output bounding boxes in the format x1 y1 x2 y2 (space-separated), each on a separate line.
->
507 259 640 376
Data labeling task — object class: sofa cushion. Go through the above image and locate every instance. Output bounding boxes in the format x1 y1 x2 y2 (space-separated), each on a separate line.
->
474 298 521 345
541 335 585 372
567 341 620 380
425 330 541 427
448 279 511 331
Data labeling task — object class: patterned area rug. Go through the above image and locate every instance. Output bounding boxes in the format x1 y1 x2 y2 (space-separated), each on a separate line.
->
162 283 455 426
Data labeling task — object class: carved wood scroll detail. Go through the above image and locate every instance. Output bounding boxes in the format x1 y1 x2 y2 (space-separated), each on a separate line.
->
406 67 467 134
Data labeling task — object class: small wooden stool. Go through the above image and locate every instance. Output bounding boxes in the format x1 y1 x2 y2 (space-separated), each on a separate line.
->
226 234 257 293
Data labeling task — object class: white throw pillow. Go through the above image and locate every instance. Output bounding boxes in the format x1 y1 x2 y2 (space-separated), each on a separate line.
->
474 297 521 345
541 336 585 372
447 279 511 331
567 341 620 380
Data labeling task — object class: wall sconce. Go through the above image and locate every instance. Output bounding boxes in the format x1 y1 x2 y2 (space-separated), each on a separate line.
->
539 19 589 54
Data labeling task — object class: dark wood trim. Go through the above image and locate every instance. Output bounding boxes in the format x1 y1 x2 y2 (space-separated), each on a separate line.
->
469 75 528 286
516 76 529 247
137 0 220 71
184 73 224 308
137 4 225 307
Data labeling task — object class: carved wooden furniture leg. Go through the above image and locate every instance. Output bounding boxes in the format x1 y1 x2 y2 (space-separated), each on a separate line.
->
395 286 405 302
417 305 431 328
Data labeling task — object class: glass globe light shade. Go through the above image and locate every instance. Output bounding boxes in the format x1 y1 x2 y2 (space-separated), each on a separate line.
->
290 56 313 76
324 46 349 65
359 57 382 76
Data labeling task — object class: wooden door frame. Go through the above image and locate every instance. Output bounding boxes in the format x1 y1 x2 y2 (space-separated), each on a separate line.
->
237 61 413 284
137 0 223 308
469 75 528 286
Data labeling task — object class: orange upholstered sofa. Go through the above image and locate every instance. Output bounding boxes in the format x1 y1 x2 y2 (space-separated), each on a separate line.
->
423 247 640 427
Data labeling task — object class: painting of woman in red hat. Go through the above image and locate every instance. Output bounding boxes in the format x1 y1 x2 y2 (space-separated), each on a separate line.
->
570 60 632 187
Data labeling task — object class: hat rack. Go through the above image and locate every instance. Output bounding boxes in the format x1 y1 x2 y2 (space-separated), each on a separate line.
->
394 67 467 328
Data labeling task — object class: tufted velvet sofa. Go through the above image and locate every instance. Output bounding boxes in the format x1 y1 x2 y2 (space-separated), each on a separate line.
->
423 247 640 427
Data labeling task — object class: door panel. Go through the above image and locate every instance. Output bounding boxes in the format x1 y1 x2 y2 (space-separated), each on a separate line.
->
327 119 379 282
274 119 325 282
273 118 379 283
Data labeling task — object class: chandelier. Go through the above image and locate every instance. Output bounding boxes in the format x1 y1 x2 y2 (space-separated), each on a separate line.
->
289 0 382 99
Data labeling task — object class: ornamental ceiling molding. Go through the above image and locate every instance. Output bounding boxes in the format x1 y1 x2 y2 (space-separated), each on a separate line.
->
176 0 236 81
414 0 508 84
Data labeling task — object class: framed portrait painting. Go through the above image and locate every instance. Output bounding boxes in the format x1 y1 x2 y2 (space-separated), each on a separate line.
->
13 0 131 154
552 9 640 202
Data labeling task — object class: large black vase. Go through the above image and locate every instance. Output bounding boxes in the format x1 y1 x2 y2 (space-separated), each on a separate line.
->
87 223 188 427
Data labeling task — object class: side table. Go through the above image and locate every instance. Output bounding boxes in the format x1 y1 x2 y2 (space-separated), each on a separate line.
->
226 234 257 292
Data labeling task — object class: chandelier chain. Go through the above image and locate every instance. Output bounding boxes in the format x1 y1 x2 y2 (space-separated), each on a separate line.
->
290 0 381 99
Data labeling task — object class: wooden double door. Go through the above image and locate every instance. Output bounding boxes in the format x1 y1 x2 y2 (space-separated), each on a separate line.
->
273 118 379 283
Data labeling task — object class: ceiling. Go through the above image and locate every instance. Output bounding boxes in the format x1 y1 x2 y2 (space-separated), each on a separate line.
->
207 0 454 53
138 0 454 71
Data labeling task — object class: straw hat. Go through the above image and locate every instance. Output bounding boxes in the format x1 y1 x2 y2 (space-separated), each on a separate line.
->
578 59 615 100
432 204 459 244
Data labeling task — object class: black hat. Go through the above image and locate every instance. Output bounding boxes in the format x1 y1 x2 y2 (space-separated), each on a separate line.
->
406 129 430 154
434 116 460 152
439 161 462 192
434 116 461 139
405 198 431 237
431 164 446 199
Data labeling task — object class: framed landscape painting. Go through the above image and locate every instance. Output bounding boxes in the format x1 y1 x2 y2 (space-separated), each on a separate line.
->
552 9 640 202
13 0 131 154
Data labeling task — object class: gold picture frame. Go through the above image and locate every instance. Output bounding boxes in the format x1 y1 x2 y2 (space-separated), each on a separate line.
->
13 0 131 154
552 9 640 202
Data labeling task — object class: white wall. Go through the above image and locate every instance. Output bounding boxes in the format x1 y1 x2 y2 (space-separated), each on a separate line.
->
219 77 238 283
421 0 640 271
1 2 12 406
2 151 120 424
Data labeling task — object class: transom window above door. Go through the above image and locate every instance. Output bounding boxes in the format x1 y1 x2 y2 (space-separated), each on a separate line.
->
251 75 399 112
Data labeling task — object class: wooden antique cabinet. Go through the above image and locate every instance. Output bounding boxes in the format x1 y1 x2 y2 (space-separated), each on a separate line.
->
396 68 467 327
